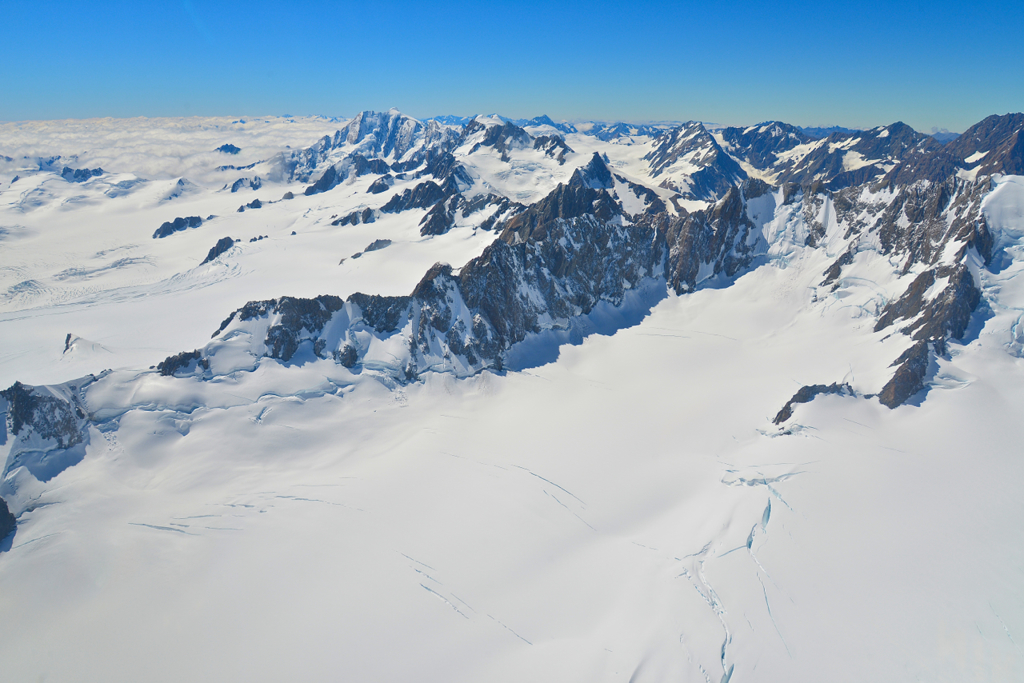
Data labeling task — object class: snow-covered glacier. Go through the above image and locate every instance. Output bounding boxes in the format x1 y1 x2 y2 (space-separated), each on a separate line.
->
1 111 1023 682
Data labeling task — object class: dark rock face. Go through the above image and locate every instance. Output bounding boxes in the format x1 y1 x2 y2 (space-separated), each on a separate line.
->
61 166 103 182
333 208 377 226
661 180 771 293
222 295 348 362
952 113 1024 176
202 161 662 374
201 237 236 265
153 216 202 239
334 344 358 367
305 166 339 195
419 196 462 236
347 293 412 333
874 264 981 342
419 193 515 237
304 155 392 196
352 239 392 259
2 382 83 449
364 239 391 253
875 177 993 271
821 246 855 288
157 350 208 376
367 174 394 194
498 154 621 245
773 382 854 424
382 151 506 236
381 180 450 213
216 144 241 154
0 496 15 544
574 152 615 189
413 150 466 182
0 380 93 483
533 135 573 164
857 122 942 166
878 340 934 408
237 199 262 212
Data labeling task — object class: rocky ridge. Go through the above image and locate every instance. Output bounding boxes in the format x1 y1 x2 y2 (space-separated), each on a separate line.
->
158 106 1005 419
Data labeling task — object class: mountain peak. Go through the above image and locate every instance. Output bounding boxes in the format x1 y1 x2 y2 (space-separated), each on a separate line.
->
569 152 614 190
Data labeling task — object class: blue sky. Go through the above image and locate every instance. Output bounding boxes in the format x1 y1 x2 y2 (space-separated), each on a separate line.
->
1 0 1021 132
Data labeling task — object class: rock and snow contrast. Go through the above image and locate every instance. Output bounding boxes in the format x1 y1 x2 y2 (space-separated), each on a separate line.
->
2 110 1024 682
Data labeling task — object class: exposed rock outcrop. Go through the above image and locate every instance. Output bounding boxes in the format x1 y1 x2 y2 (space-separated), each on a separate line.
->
878 340 937 409
1 378 94 483
661 180 771 293
157 350 209 377
61 166 103 182
201 237 237 265
773 382 854 424
874 264 981 342
230 176 262 192
533 135 573 164
153 216 202 239
0 496 15 544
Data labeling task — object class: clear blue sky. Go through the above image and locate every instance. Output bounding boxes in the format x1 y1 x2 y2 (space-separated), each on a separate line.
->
1 0 1021 132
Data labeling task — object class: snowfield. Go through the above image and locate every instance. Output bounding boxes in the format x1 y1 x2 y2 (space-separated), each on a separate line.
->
1 113 1023 683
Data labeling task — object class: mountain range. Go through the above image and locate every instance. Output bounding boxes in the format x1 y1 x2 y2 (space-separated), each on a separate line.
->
0 107 1022 682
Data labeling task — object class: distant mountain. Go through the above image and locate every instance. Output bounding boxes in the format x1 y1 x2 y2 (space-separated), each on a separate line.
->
776 122 943 190
580 121 670 141
718 121 813 171
276 109 461 184
512 115 577 136
930 129 960 144
885 113 1024 184
644 121 746 199
427 115 475 127
800 125 862 138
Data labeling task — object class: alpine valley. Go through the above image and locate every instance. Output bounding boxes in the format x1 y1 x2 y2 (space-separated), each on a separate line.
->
2 110 1024 682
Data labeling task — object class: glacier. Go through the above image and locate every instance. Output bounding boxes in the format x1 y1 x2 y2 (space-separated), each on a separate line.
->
1 110 1023 682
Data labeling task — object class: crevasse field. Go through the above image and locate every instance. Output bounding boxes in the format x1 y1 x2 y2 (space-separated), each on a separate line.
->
1 113 1023 682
